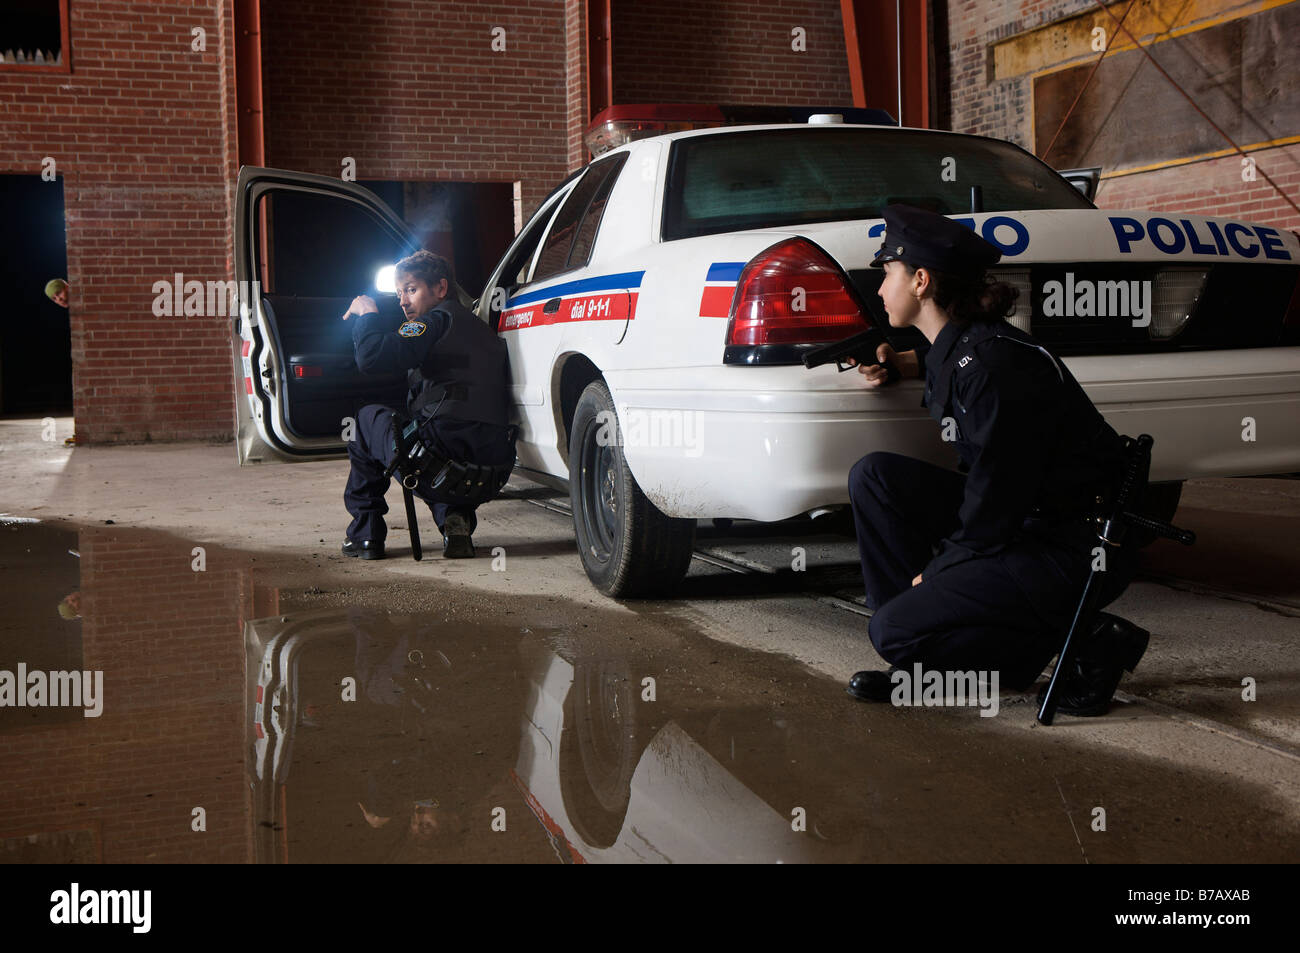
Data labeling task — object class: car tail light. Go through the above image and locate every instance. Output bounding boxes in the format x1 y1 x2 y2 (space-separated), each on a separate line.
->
1150 266 1209 341
991 268 1032 333
726 238 872 348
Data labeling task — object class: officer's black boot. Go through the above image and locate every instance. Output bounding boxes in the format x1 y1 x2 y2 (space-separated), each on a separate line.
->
1037 612 1149 717
846 667 902 702
442 510 475 559
342 539 385 560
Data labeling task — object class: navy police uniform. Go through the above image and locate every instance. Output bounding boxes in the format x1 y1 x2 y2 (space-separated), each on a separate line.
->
345 294 513 546
848 205 1136 690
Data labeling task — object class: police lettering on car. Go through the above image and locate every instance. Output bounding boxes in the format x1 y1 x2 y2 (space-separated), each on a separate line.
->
845 204 1150 716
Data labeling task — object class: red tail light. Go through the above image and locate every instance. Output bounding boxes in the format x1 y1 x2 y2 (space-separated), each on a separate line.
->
726 238 873 347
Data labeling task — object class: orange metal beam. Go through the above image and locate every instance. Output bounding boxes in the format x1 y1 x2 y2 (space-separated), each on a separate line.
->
233 0 265 167
588 0 613 121
841 0 929 127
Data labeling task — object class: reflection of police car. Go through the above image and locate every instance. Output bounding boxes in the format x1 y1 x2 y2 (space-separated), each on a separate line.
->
232 105 1300 597
512 641 862 864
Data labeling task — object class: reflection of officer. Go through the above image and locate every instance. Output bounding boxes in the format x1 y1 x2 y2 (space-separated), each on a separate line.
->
846 205 1147 716
342 251 513 559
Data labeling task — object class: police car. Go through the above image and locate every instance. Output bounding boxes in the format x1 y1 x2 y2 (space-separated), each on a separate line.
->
231 105 1300 597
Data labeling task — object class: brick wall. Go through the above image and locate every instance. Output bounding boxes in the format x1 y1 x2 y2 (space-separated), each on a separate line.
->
565 0 590 169
259 0 574 221
940 0 1300 229
0 529 254 863
944 0 1096 142
611 0 852 105
0 0 239 445
0 0 857 444
1095 144 1300 229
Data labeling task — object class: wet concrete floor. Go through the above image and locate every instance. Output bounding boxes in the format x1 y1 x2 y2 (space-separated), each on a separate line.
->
2 518 1298 863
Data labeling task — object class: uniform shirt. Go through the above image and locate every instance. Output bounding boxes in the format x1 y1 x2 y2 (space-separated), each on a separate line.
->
351 296 510 429
351 307 453 379
918 320 1124 578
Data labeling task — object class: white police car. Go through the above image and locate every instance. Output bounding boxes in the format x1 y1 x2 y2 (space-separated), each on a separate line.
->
232 106 1300 597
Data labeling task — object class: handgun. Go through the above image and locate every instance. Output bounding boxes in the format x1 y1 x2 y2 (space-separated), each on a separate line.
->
801 327 900 382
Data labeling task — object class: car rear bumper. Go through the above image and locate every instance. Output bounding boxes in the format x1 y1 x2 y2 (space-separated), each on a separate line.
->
604 348 1300 521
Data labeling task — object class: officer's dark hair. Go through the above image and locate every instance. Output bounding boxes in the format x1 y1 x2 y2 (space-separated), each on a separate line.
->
395 250 454 290
904 263 1018 325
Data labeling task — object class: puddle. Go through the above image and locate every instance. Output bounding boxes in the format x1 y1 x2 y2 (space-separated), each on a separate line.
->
2 521 1298 863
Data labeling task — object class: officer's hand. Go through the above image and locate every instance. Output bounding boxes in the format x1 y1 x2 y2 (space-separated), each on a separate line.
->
911 572 923 587
342 295 378 320
850 343 901 388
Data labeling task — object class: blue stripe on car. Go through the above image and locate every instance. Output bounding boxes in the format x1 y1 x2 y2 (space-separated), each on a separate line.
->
506 270 647 308
706 262 745 282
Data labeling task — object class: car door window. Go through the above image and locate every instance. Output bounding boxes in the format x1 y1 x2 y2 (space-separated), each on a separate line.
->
485 196 565 330
257 189 412 297
531 153 628 283
253 187 413 438
565 152 628 271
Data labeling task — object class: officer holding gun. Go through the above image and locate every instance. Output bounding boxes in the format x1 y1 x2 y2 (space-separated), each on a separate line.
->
342 250 513 560
843 205 1148 716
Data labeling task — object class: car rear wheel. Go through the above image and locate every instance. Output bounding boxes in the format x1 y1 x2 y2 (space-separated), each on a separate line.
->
569 380 695 597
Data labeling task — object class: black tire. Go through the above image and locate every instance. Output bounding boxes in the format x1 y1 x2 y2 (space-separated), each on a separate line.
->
568 380 696 597
557 660 643 848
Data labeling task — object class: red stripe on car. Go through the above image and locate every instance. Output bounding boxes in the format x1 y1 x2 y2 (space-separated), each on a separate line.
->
500 291 637 332
698 284 734 318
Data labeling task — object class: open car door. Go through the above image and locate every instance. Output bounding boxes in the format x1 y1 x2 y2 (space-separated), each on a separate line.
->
232 167 420 464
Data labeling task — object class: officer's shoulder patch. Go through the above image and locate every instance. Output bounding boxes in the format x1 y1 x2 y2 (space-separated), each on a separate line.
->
397 320 427 338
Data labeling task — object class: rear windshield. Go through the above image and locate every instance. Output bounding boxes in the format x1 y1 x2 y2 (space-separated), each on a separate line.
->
662 127 1092 241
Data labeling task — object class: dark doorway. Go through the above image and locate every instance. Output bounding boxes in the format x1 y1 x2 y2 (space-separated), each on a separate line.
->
358 181 516 298
0 174 71 415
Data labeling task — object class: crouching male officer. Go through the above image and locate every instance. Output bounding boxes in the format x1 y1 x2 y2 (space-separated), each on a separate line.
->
342 250 513 559
845 205 1148 716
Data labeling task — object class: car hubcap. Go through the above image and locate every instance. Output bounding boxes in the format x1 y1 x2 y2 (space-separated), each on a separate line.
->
580 421 619 562
601 467 616 514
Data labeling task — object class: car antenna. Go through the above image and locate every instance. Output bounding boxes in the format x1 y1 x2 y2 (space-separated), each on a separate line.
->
970 185 983 214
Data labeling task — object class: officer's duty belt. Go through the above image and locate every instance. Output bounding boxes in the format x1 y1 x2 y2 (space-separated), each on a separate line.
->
382 413 513 507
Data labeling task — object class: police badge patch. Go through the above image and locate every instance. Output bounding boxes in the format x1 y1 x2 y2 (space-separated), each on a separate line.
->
398 320 427 338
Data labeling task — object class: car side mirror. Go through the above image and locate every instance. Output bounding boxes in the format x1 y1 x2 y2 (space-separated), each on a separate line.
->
1056 166 1101 203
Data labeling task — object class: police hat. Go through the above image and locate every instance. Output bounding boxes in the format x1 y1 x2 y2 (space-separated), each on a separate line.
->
870 204 1002 276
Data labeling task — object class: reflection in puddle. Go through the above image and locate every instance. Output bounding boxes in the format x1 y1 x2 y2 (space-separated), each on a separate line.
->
248 609 876 862
2 521 1297 864
248 609 546 862
249 608 1300 864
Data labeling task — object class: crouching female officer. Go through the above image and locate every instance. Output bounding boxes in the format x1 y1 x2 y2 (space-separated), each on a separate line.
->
846 204 1148 716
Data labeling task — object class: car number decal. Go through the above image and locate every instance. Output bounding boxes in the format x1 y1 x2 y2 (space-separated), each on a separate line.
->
500 272 644 332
